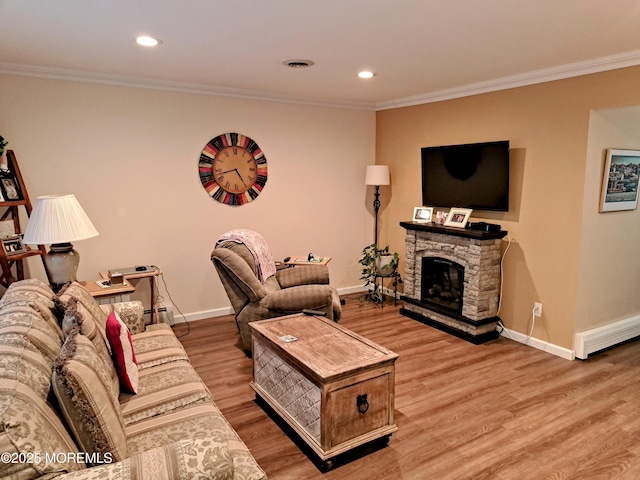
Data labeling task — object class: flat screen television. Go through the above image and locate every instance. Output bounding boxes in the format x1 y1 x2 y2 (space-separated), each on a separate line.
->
421 140 510 212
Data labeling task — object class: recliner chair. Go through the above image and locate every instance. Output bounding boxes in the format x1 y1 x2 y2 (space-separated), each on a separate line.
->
211 234 342 353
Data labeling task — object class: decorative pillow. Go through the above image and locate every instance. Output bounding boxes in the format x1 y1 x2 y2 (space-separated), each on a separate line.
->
100 301 145 335
62 298 120 400
52 330 128 464
106 311 139 394
58 282 111 351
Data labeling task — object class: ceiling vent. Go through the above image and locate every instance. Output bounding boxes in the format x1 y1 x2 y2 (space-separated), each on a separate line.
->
283 59 315 68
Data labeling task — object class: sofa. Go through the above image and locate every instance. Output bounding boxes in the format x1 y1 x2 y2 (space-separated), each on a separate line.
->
0 279 267 480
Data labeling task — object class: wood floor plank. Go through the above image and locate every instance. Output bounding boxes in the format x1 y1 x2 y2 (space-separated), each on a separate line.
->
178 295 640 479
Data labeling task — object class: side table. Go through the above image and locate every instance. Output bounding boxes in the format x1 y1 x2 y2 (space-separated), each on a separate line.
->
80 279 136 303
283 255 332 266
100 266 162 323
280 255 344 305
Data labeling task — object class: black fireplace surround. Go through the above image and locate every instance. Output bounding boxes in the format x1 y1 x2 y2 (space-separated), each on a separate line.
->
421 258 464 314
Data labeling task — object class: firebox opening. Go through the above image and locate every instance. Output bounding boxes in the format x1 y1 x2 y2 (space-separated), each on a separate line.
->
421 258 464 314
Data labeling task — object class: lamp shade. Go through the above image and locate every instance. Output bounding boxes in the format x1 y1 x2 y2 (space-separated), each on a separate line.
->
23 194 99 245
365 165 390 186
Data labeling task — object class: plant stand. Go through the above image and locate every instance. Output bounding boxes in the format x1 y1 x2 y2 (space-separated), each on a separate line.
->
372 271 400 308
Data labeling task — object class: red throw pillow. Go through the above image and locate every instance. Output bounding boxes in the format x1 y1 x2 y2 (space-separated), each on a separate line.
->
105 311 138 394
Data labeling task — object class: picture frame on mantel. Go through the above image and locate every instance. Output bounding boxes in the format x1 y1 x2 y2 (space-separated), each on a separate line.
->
599 148 640 212
413 206 433 223
444 207 473 228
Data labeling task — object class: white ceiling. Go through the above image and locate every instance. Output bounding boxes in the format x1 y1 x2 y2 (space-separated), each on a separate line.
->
1 0 640 110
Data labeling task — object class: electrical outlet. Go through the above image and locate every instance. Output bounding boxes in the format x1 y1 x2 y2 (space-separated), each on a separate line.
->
533 302 542 318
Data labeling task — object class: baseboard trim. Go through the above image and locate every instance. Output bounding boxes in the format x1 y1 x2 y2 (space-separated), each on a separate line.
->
338 285 369 296
171 285 367 324
500 328 575 361
574 314 640 359
172 306 233 324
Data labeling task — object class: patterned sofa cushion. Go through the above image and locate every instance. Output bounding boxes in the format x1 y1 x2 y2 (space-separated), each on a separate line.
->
1 278 61 335
0 303 63 362
0 332 85 479
126 404 267 480
60 297 120 401
0 278 63 330
0 385 86 479
0 330 53 401
119 360 213 425
131 323 189 369
54 437 236 480
58 282 111 346
58 282 107 337
53 331 128 464
100 302 145 335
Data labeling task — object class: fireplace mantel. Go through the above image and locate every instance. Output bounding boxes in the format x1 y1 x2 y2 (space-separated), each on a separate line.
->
400 221 507 344
399 221 508 240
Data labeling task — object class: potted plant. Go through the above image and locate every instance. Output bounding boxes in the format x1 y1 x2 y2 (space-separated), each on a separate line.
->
358 244 401 304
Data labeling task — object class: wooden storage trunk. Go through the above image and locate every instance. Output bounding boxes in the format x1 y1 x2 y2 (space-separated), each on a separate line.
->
249 313 398 465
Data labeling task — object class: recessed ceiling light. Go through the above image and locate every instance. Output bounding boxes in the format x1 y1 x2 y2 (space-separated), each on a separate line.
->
136 35 162 47
283 59 315 68
358 71 376 79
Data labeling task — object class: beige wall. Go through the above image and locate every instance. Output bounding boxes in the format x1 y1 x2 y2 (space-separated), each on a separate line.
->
3 67 638 347
576 106 640 331
376 67 640 350
0 75 376 316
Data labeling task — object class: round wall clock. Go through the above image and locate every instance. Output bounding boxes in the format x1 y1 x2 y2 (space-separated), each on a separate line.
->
198 133 268 206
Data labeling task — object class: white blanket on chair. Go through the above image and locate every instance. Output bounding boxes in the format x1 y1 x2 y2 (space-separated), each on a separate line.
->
216 229 276 283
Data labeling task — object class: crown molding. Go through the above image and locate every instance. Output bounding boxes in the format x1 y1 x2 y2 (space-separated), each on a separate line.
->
3 49 640 112
374 49 640 111
0 63 376 111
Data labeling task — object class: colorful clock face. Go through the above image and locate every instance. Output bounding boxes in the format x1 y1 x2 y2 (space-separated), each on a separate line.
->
198 133 268 205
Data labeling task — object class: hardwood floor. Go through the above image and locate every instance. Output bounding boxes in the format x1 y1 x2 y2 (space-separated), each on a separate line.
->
177 296 640 479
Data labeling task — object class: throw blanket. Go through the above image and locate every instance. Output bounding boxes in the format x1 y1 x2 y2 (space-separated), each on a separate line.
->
216 229 276 283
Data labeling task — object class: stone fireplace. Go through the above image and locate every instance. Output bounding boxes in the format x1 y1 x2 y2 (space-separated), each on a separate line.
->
400 221 507 343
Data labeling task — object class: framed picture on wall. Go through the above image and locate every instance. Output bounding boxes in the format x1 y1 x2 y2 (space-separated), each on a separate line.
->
444 207 472 228
413 206 433 223
599 148 640 212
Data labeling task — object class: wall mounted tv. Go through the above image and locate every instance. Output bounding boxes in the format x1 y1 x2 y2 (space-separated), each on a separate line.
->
421 140 510 212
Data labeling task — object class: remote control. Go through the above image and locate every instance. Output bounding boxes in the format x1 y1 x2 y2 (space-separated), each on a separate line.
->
302 309 327 317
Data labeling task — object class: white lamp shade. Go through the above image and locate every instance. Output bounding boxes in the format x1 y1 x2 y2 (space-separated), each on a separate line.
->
23 194 99 245
365 165 390 186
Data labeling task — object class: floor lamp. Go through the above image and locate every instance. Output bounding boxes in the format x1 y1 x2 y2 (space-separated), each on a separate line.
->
365 165 390 246
23 194 99 292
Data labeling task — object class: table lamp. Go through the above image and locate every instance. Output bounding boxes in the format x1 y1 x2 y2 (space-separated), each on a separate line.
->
23 194 99 292
365 165 390 246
